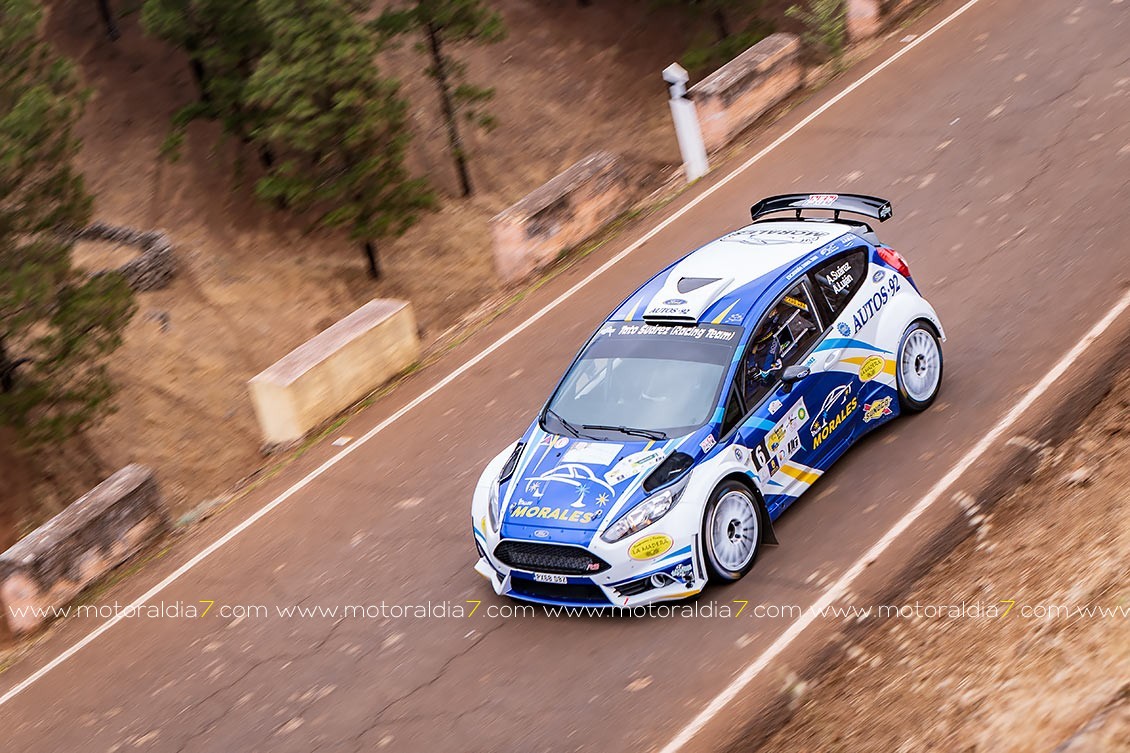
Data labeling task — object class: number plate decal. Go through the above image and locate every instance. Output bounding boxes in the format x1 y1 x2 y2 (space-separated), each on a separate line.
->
533 572 568 584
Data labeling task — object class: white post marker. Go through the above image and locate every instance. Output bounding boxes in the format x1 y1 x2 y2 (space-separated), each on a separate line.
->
663 62 709 182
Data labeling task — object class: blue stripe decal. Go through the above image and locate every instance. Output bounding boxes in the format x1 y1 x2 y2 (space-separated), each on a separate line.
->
658 545 692 563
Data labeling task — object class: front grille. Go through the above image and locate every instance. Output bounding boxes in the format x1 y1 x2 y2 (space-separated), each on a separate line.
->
494 540 611 575
510 578 610 605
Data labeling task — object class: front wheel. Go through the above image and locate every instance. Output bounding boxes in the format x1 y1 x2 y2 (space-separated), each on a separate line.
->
896 321 943 412
701 480 765 582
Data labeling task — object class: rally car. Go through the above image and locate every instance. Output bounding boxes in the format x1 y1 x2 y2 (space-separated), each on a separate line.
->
471 193 945 607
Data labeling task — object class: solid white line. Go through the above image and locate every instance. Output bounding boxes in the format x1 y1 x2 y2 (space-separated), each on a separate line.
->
0 0 984 708
657 286 1130 753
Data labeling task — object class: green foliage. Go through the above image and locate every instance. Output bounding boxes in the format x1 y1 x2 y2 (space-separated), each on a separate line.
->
141 0 271 151
0 0 136 444
653 0 773 74
786 0 846 60
246 0 434 268
376 0 506 196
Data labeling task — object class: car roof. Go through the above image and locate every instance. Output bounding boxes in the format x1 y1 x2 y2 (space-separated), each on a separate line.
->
608 220 863 327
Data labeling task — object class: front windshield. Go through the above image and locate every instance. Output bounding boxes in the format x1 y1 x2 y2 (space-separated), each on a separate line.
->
544 322 742 438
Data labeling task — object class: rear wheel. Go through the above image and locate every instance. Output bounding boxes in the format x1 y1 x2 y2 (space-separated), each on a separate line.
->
896 321 943 412
702 480 764 582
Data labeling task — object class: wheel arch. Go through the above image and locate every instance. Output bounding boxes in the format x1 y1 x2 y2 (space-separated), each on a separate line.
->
715 471 778 546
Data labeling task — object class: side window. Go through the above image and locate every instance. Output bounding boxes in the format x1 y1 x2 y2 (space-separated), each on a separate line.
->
720 387 744 437
812 248 868 320
740 280 821 410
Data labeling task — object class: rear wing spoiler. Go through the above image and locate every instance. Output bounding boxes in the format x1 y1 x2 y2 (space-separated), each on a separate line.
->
750 193 893 223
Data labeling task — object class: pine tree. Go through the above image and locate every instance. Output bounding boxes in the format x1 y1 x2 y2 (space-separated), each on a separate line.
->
246 0 435 279
377 0 506 198
95 0 121 40
141 0 270 156
0 0 136 443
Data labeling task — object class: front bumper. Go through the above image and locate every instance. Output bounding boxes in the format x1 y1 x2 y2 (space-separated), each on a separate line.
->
472 528 706 608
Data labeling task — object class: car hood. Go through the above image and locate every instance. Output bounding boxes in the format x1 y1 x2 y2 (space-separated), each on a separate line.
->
498 422 715 545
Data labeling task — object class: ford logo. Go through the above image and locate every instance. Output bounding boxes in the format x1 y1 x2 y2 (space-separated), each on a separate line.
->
664 298 687 305
533 529 550 539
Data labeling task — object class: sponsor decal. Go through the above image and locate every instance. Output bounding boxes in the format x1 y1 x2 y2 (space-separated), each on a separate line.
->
598 323 617 337
811 384 852 437
803 193 838 206
752 399 808 481
872 269 886 283
700 434 717 453
664 298 687 306
562 441 622 466
768 399 783 415
766 425 786 453
608 322 736 341
628 533 674 560
733 446 744 462
670 562 694 582
812 397 859 449
533 529 550 539
725 227 830 246
851 276 902 333
725 312 745 324
524 463 615 504
540 435 569 449
605 448 667 486
784 295 809 312
837 322 852 337
858 355 886 383
863 396 894 423
510 505 601 523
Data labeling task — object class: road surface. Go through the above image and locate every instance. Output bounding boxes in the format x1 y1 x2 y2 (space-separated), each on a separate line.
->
3 0 1130 750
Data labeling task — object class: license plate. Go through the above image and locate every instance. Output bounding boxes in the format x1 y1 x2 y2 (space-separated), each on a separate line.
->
533 572 568 584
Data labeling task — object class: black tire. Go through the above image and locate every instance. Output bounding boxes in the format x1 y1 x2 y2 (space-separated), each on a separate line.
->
701 480 765 583
896 320 944 413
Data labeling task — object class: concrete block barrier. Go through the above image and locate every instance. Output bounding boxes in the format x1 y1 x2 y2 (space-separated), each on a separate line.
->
248 299 420 447
689 33 803 153
0 464 169 635
490 151 636 282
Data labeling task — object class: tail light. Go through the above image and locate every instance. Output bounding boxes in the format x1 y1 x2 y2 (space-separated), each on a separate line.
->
876 245 911 278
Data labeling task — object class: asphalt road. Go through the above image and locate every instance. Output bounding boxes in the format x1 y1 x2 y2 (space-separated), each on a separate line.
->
4 0 1130 751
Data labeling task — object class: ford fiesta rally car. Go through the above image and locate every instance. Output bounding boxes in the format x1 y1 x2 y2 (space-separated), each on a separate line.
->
471 194 945 607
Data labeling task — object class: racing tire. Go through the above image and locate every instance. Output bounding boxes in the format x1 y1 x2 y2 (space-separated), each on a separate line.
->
895 320 943 413
701 480 765 583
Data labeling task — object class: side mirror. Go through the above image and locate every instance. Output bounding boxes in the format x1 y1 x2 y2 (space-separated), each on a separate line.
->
779 365 810 392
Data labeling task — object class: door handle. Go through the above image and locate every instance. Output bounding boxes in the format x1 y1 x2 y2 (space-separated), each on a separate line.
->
823 350 842 369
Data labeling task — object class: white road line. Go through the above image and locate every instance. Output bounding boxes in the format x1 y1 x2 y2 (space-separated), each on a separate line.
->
658 287 1130 753
1 0 983 708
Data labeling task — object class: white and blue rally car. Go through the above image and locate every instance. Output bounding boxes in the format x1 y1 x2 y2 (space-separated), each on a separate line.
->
472 194 945 607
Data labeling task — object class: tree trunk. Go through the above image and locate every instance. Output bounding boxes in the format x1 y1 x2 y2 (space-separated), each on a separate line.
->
713 9 731 41
189 57 210 104
96 0 120 41
0 339 30 394
363 240 380 279
425 22 473 198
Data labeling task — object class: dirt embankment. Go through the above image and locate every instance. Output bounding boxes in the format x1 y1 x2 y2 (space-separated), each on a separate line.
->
29 1 702 519
752 373 1130 752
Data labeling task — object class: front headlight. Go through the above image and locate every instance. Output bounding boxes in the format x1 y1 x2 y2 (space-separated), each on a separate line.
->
487 481 501 531
600 476 689 543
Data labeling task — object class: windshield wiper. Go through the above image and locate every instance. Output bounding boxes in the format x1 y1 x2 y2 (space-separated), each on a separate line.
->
543 407 581 438
581 424 667 441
